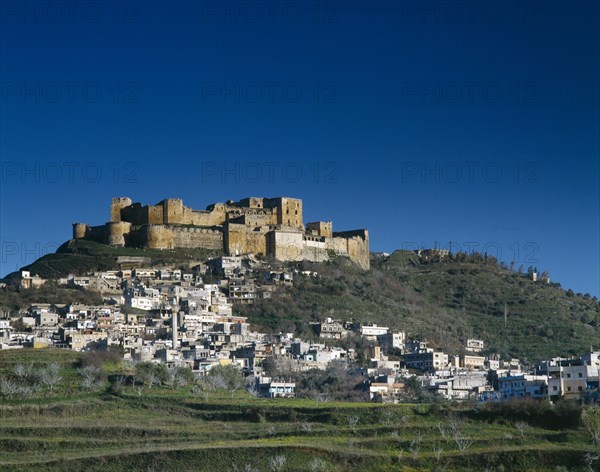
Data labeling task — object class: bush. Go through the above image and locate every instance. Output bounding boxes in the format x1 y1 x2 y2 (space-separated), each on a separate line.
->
203 365 245 392
470 398 582 429
79 349 122 369
134 362 171 387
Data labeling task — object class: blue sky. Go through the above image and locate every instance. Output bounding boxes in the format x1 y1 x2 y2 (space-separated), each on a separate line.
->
1 0 598 296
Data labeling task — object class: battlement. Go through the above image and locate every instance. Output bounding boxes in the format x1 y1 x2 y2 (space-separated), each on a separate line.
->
74 196 369 269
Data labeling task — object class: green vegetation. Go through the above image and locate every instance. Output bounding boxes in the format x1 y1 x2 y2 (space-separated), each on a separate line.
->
1 239 223 281
0 349 599 471
238 251 600 363
2 243 599 364
0 282 104 314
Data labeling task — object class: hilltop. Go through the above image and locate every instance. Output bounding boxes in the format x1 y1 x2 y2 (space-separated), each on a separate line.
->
1 239 223 282
2 244 598 364
236 251 600 364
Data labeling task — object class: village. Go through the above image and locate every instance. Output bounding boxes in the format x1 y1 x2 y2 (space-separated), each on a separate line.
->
1 253 598 405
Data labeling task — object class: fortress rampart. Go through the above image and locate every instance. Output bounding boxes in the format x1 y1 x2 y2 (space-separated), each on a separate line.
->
73 196 369 269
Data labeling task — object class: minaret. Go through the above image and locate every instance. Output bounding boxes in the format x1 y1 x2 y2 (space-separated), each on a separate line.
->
172 312 177 349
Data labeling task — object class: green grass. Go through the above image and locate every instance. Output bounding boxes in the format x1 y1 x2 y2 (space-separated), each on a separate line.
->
2 241 598 363
1 239 224 281
0 391 594 471
0 349 598 471
237 253 600 363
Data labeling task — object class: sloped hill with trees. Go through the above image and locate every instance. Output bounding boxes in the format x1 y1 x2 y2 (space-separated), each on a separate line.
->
238 251 600 364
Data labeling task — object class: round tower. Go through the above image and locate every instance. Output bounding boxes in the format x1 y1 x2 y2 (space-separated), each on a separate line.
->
106 221 132 246
72 223 89 239
145 225 172 249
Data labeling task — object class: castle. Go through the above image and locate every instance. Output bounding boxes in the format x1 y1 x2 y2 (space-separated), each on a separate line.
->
73 197 370 269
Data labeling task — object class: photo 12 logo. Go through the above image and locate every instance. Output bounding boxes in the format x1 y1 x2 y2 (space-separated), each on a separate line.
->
399 1 536 25
0 1 139 25
199 1 339 24
400 161 540 184
400 241 540 265
201 161 340 184
1 241 59 270
400 81 536 105
1 161 141 184
1 81 140 105
201 81 340 104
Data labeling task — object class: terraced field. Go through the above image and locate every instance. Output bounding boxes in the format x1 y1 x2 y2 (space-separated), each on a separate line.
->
1 391 597 470
1 350 598 471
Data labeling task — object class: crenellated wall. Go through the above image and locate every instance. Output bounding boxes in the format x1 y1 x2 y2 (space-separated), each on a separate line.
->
74 196 369 269
142 225 223 250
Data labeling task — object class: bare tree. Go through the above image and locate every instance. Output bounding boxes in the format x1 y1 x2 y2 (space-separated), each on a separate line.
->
16 385 34 398
78 365 103 391
346 415 359 433
381 409 403 427
38 363 62 393
454 432 473 453
269 454 287 472
433 443 444 461
437 421 450 441
447 417 473 453
14 363 35 383
205 373 228 390
584 452 600 472
0 377 18 397
190 383 208 400
448 416 464 435
409 430 422 459
308 457 327 472
514 421 529 442
301 422 313 433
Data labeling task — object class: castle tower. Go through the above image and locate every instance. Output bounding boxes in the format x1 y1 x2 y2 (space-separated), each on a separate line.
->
162 198 184 224
144 225 173 249
306 221 333 238
110 197 132 222
106 221 132 246
264 197 303 228
72 223 89 239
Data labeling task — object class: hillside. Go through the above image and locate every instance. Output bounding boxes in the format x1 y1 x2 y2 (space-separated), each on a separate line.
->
2 243 598 364
237 251 600 364
2 239 223 282
0 349 597 472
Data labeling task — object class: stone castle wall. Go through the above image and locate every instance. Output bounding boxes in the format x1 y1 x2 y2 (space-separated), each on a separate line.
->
142 225 223 250
74 196 369 269
226 223 269 256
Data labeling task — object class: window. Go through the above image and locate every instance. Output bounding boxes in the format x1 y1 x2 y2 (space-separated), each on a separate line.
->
553 386 558 391
567 373 571 378
567 387 571 392
578 386 583 391
578 373 583 377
